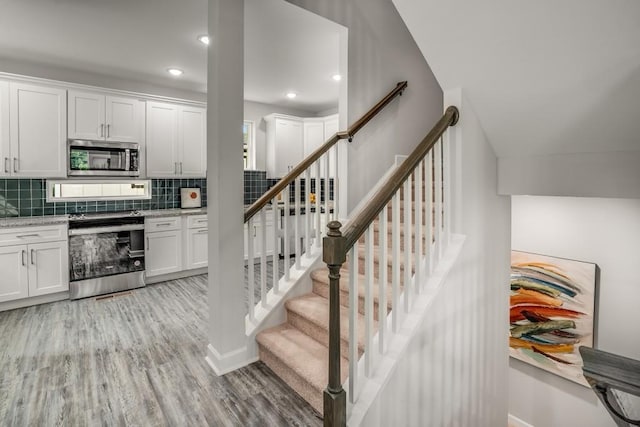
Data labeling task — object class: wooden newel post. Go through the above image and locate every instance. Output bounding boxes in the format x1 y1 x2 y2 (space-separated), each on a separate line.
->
323 220 347 427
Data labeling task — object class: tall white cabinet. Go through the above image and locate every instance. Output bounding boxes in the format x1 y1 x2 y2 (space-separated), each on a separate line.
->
0 81 9 177
264 114 303 178
9 82 67 177
146 101 206 178
68 90 142 143
266 113 338 178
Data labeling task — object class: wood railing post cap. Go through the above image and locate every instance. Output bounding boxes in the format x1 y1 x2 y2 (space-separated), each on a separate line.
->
326 221 342 237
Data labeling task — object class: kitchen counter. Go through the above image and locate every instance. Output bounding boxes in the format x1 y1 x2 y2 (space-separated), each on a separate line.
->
0 208 208 228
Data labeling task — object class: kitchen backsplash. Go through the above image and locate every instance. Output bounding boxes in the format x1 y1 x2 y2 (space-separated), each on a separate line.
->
244 170 334 205
0 172 334 218
0 178 207 218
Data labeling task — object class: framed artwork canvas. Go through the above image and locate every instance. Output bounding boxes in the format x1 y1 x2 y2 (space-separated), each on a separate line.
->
510 250 597 386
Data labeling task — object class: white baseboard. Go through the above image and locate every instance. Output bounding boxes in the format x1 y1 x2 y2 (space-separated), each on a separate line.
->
205 343 258 376
0 291 68 312
509 414 534 427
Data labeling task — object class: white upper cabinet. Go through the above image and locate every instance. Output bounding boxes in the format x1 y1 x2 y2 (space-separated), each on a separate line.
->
265 114 304 178
68 90 142 143
9 82 66 178
146 101 206 178
0 81 9 177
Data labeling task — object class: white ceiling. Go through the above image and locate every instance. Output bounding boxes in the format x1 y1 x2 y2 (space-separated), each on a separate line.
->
0 0 342 113
392 0 640 157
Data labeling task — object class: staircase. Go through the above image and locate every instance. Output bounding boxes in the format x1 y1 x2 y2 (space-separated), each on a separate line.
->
256 177 422 413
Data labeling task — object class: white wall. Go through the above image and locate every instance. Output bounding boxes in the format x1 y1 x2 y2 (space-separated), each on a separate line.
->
510 195 640 427
243 100 315 171
285 0 444 211
360 90 511 426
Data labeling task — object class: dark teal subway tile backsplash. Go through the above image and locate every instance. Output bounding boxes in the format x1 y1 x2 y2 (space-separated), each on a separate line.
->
0 178 207 218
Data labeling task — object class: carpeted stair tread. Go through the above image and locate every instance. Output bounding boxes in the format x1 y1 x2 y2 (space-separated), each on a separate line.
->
256 323 348 413
310 268 394 313
285 293 372 356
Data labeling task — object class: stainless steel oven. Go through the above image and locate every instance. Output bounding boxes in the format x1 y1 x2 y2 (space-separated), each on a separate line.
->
68 140 140 177
68 212 145 299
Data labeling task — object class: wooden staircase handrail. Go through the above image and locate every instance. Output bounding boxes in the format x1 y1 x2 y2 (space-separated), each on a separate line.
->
244 81 408 224
341 105 459 250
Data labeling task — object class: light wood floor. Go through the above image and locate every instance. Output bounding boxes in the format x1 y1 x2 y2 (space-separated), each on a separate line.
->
0 275 322 426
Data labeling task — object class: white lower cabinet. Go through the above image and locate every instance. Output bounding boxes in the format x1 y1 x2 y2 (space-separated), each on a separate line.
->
184 215 208 270
145 217 183 277
244 215 276 261
0 225 69 303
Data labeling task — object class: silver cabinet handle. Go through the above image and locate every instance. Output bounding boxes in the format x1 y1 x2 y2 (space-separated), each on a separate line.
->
13 158 18 173
100 124 104 138
180 162 183 174
4 157 8 173
174 162 178 175
156 222 173 227
30 249 35 265
197 229 208 233
21 250 26 266
146 237 150 249
107 124 111 138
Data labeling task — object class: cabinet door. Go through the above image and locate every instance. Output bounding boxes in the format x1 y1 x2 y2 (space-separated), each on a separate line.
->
303 120 325 156
0 245 29 302
68 90 105 140
27 241 69 297
274 118 303 177
178 106 206 177
0 81 10 177
146 101 179 177
185 228 208 269
106 96 140 143
9 82 66 177
145 230 182 277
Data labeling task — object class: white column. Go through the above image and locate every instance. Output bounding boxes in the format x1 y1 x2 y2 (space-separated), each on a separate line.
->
206 0 250 375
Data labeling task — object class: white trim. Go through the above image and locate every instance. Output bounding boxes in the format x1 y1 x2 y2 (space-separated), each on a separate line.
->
205 343 258 376
0 71 206 108
508 414 535 427
144 267 208 285
0 290 68 312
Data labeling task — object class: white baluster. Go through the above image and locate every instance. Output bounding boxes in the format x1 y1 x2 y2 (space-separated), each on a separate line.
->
260 209 267 308
349 245 359 403
324 153 330 235
403 178 411 313
415 159 423 294
294 178 301 269
272 195 279 294
247 217 255 321
315 161 322 248
283 186 290 281
333 145 339 220
425 151 433 276
365 226 374 377
434 139 443 263
305 168 311 256
443 131 451 248
378 210 387 354
392 192 400 333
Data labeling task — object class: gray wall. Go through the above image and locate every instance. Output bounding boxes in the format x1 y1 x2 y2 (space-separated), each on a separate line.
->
243 100 315 171
285 0 443 211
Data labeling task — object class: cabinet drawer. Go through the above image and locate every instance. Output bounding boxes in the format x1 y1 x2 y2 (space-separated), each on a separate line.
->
0 225 67 246
145 216 182 232
187 215 208 229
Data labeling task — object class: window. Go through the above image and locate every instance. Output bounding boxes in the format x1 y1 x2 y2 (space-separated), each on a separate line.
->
243 120 255 169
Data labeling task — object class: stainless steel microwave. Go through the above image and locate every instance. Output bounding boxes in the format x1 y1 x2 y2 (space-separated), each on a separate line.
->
68 140 140 177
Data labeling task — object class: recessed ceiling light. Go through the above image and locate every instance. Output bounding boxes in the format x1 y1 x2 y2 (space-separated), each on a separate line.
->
331 74 342 81
286 92 297 99
167 68 184 76
197 35 210 45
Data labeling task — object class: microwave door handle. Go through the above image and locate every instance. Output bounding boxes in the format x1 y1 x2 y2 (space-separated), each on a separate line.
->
125 149 130 172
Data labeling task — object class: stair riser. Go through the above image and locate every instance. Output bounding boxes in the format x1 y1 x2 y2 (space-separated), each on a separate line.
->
312 280 388 321
258 345 323 414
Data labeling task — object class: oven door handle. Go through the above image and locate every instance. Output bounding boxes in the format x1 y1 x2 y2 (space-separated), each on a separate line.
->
69 224 145 236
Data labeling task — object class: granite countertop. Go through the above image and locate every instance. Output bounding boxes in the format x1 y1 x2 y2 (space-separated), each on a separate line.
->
0 208 209 229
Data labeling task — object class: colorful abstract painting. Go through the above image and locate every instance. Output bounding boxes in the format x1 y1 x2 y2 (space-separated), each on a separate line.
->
510 251 597 386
